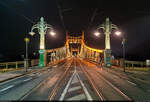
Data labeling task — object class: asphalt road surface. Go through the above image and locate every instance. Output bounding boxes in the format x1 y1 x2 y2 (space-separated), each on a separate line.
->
0 57 150 101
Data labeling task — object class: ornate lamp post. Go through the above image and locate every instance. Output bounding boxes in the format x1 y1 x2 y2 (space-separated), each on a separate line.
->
97 17 120 68
29 17 55 67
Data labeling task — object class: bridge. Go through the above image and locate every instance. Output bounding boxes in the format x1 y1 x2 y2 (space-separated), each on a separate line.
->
29 17 111 68
44 31 103 67
0 17 150 101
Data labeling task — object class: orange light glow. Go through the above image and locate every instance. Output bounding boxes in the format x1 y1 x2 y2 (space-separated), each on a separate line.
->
84 44 103 53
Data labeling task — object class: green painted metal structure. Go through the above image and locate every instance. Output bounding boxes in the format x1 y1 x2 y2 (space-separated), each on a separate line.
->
97 17 119 68
30 17 54 67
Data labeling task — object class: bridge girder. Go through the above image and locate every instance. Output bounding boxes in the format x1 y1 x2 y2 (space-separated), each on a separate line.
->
44 31 104 66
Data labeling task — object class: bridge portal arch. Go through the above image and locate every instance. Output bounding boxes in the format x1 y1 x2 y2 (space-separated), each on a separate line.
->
44 31 104 66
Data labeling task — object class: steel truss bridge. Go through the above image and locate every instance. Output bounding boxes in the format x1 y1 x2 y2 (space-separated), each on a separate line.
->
45 31 103 66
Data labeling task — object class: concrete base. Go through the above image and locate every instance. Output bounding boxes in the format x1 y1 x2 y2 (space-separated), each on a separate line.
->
39 49 45 67
104 49 112 68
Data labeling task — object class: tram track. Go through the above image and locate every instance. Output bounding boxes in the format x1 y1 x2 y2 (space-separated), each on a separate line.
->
77 59 105 101
88 59 150 89
90 60 150 92
58 58 95 100
48 59 73 100
19 58 73 100
109 68 150 87
19 58 132 101
78 59 132 101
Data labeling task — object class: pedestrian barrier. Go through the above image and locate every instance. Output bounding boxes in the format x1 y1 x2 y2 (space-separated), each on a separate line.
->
0 59 39 72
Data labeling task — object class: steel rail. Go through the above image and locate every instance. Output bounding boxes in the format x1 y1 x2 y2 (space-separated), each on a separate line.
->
105 67 150 87
59 58 77 100
80 59 132 101
77 59 105 101
19 59 70 100
90 60 150 91
94 70 132 100
48 59 73 100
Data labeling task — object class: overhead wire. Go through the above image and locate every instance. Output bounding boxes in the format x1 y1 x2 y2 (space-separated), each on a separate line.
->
87 8 98 30
0 0 34 24
56 0 66 30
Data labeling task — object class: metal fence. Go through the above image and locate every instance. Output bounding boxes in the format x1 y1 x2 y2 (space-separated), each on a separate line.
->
0 59 39 69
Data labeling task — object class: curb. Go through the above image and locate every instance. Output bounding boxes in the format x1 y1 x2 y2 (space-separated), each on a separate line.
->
0 67 48 83
0 62 59 84
0 70 37 83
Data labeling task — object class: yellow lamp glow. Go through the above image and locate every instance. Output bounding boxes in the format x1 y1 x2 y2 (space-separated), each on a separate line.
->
115 31 121 36
50 31 56 36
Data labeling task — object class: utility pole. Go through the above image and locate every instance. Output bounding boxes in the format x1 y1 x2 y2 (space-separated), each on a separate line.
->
122 38 126 72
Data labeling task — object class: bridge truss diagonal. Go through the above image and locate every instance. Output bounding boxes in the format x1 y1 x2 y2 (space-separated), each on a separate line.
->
45 31 104 66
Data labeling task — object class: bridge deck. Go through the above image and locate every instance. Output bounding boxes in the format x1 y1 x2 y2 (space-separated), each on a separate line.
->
0 58 150 101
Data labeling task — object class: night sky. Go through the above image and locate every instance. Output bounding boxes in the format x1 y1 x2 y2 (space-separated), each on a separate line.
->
1 0 150 61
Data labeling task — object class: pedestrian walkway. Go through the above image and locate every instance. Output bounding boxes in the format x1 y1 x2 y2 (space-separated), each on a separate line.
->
0 66 40 82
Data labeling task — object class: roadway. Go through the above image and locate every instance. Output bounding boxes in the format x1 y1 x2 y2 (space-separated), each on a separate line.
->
0 57 150 101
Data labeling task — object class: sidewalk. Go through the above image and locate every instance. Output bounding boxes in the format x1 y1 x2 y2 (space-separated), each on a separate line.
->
0 66 43 83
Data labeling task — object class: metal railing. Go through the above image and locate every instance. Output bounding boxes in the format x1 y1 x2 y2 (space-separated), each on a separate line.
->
111 59 146 67
0 61 24 69
0 59 39 69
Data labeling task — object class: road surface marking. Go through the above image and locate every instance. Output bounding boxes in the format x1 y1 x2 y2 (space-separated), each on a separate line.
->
0 85 14 92
68 86 81 92
59 70 76 101
71 75 79 84
147 90 150 92
77 73 93 100
127 80 136 86
29 73 35 76
23 78 32 82
37 73 42 76
66 93 86 100
53 65 57 67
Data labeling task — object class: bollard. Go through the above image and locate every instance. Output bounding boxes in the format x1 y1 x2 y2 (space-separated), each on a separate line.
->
6 63 8 69
16 62 18 69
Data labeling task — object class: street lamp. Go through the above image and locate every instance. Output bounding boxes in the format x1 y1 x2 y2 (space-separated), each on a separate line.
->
29 17 55 67
50 31 56 36
115 31 121 36
29 32 35 36
114 31 126 72
122 38 126 72
94 31 100 37
96 17 121 68
24 37 30 72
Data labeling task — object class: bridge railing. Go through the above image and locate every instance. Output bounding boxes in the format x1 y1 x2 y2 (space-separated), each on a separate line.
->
0 59 39 70
111 59 146 68
0 61 24 69
46 46 67 65
79 42 104 64
125 60 146 67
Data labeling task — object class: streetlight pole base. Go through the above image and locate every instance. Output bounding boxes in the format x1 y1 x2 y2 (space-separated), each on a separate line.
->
104 49 112 68
39 49 45 67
